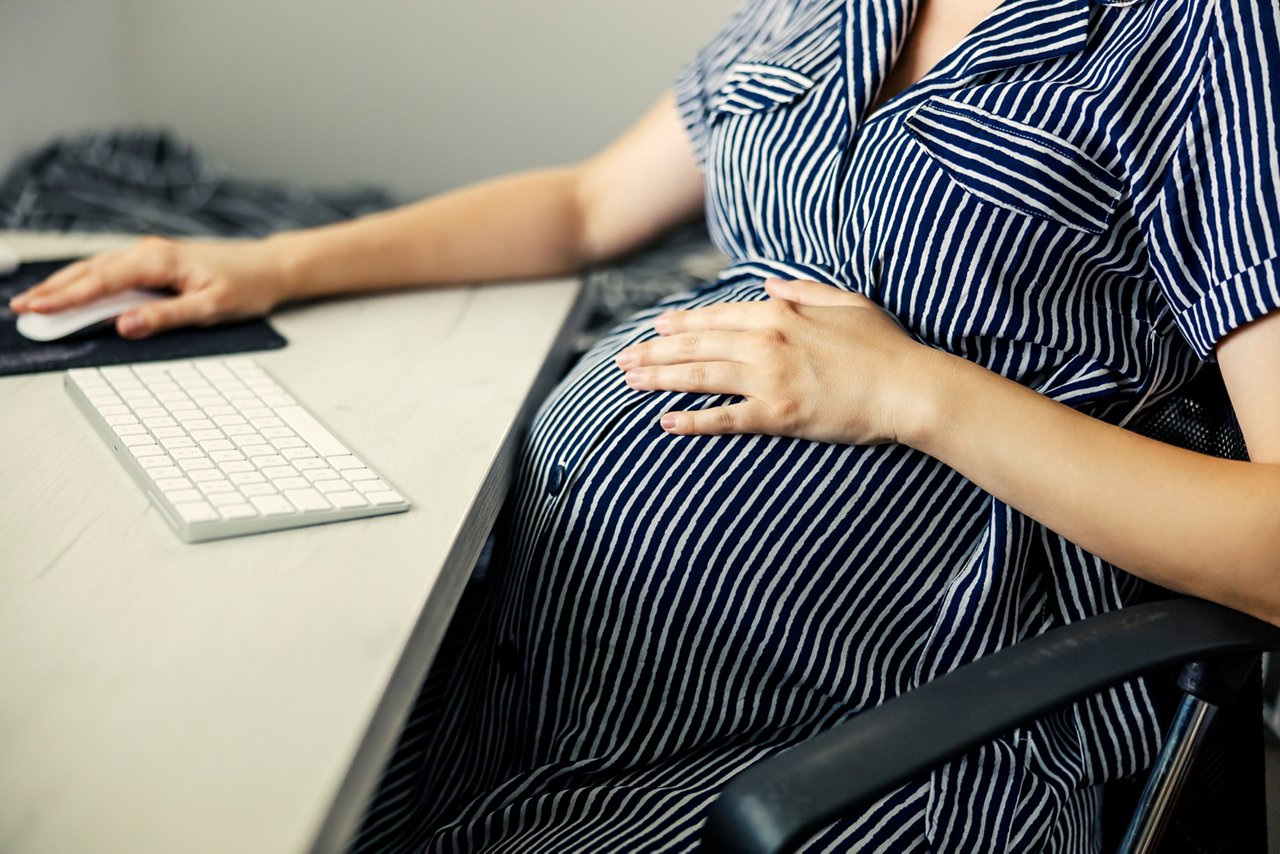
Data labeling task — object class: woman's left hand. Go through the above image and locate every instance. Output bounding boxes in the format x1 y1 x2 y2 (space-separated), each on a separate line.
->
615 278 942 445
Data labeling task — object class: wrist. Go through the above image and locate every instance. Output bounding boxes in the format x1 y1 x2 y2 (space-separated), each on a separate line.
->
891 345 967 452
258 231 313 305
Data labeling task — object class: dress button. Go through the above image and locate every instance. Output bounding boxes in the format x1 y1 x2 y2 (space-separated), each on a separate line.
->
547 463 566 497
497 640 520 675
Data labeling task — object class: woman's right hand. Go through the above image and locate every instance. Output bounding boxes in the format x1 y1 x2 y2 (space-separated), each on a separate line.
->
7 236 295 339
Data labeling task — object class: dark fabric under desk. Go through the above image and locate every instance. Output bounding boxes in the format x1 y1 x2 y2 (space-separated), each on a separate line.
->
0 259 286 377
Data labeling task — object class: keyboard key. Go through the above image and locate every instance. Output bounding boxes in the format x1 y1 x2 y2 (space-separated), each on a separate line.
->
189 469 225 483
170 447 206 460
121 433 157 447
250 495 293 516
281 445 315 458
200 439 234 452
254 455 287 469
218 503 258 520
316 479 350 494
98 404 130 416
327 455 363 471
143 415 177 429
276 406 348 457
231 471 266 485
155 477 193 492
134 406 167 419
166 488 203 503
259 426 294 439
173 501 219 523
343 468 378 482
114 424 147 436
304 468 341 483
140 455 175 469
219 460 256 474
241 483 279 497
179 458 216 472
160 436 195 450
210 450 246 463
208 490 246 506
365 490 404 506
199 479 237 495
152 426 186 439
274 476 310 491
148 465 184 481
105 413 139 427
284 488 330 512
354 479 389 494
131 444 167 459
328 491 368 509
294 457 328 470
190 428 223 441
261 465 297 480
242 444 275 458
250 416 284 429
213 414 247 427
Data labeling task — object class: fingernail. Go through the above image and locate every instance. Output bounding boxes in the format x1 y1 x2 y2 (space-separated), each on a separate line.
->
625 370 645 387
616 350 635 369
28 297 48 311
653 314 672 334
661 413 678 431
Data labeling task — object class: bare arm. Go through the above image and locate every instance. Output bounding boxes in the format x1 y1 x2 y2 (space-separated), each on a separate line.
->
900 311 1280 625
9 92 704 337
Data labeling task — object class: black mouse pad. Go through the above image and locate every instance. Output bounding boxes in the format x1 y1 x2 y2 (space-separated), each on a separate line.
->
0 259 287 377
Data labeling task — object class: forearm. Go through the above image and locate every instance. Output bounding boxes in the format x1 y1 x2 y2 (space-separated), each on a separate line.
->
902 349 1280 624
266 166 594 302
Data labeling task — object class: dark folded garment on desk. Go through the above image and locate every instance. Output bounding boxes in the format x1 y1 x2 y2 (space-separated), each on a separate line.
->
0 260 285 377
0 129 398 236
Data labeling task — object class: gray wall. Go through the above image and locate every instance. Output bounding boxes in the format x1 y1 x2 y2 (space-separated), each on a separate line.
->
1 0 740 198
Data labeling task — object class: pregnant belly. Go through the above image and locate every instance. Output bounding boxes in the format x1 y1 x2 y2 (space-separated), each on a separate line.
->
486 282 993 765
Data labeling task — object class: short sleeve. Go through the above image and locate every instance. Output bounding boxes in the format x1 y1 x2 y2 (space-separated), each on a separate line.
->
1141 0 1280 360
672 0 784 170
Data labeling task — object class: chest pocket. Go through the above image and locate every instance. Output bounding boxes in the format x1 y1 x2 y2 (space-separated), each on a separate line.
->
904 98 1124 235
711 62 818 118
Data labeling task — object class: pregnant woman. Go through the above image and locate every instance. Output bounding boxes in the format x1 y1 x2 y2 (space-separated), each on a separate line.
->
13 0 1280 849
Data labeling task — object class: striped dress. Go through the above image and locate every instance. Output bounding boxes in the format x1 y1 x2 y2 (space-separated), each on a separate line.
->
356 0 1280 850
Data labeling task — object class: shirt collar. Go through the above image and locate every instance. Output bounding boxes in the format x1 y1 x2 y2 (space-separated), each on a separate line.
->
958 0 1094 78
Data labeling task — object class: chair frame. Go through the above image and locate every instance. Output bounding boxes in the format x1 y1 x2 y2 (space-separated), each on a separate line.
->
701 599 1280 853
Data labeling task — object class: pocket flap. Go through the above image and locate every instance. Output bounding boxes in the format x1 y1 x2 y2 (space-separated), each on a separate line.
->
905 98 1124 234
711 62 817 116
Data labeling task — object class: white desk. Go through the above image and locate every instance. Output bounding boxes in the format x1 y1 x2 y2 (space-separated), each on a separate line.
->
0 233 586 853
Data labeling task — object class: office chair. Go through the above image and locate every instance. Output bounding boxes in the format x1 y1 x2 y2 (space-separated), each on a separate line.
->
702 366 1280 853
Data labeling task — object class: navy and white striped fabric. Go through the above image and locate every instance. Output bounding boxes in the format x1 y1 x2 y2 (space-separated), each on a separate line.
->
356 0 1280 850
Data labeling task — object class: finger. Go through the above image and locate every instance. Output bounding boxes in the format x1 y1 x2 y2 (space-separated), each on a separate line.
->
9 259 96 311
15 239 177 314
617 330 747 369
660 400 766 436
117 291 217 339
763 277 867 307
625 361 751 395
653 299 782 335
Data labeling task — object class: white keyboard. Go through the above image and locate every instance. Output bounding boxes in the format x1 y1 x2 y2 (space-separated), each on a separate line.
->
65 358 410 543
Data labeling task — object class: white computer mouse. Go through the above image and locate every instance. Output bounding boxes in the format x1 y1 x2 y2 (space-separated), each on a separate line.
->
16 289 166 341
0 243 18 277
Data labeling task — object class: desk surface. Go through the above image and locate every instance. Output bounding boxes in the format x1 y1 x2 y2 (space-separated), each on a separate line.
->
0 233 585 854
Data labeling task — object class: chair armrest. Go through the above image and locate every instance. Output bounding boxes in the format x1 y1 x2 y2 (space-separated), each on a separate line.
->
702 599 1280 854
